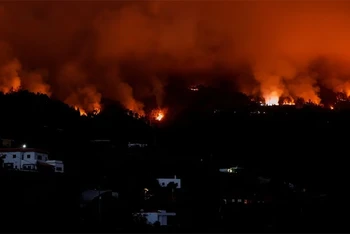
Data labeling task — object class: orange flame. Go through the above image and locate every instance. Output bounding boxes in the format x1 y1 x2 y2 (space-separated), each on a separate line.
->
264 91 280 106
74 106 87 116
74 104 101 116
155 112 164 121
263 93 296 106
151 108 167 122
282 98 295 105
93 108 101 115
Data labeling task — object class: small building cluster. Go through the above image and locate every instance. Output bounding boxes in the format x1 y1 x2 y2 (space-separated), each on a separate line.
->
0 147 64 173
134 175 181 226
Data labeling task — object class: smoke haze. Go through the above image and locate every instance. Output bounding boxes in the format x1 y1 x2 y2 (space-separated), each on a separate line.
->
1 1 350 113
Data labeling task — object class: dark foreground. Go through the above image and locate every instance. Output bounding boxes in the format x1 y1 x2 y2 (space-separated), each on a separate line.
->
0 168 347 233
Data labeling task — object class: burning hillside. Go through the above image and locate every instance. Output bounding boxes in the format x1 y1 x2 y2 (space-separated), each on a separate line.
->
2 2 350 117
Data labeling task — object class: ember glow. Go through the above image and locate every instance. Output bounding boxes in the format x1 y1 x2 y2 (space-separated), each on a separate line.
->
189 85 199 92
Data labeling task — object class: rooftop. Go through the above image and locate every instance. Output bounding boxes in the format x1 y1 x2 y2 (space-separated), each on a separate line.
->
46 160 63 163
0 148 49 154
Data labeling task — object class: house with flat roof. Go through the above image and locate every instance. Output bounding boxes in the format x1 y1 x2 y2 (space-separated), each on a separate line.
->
0 148 64 173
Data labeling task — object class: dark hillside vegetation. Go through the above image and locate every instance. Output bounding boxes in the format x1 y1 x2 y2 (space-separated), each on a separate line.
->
0 89 348 231
0 89 347 189
0 90 152 174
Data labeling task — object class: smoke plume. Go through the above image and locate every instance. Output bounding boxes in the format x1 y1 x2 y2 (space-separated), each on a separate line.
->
1 1 350 113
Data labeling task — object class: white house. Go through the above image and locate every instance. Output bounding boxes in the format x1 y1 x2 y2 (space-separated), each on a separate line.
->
0 148 64 173
157 176 181 189
135 210 176 226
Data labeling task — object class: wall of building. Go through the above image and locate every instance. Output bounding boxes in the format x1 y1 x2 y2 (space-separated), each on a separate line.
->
141 212 175 226
157 178 181 188
2 151 20 169
1 151 51 170
46 160 64 173
144 213 159 224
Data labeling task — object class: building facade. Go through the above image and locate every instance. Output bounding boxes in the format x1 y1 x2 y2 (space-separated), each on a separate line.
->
135 210 176 226
0 148 64 173
157 176 181 189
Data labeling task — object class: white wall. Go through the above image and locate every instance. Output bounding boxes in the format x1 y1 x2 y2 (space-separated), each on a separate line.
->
2 151 21 169
159 215 167 225
157 178 181 189
1 151 50 170
141 212 176 226
144 213 158 224
0 150 64 173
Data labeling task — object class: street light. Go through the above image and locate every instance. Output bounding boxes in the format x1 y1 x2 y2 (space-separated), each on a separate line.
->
22 144 26 148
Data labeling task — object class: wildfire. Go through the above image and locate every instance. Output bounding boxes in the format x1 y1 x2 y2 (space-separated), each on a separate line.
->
92 108 101 115
189 85 201 92
265 95 279 106
155 111 164 121
263 92 296 106
151 108 167 122
156 112 164 121
74 106 101 116
74 106 87 116
282 98 295 106
282 101 295 105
